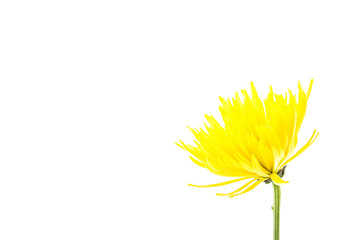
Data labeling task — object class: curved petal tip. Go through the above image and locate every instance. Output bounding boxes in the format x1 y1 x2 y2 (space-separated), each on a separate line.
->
270 173 289 185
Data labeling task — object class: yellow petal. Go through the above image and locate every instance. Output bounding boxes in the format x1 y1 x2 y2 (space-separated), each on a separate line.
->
270 173 289 185
307 79 314 99
189 177 251 188
279 129 319 168
189 156 206 168
228 179 265 198
251 154 270 177
216 179 255 196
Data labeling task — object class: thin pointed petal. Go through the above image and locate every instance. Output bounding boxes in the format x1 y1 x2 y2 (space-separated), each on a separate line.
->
228 179 264 198
190 156 206 168
188 177 250 188
280 130 319 168
307 79 314 99
251 154 270 177
216 179 255 196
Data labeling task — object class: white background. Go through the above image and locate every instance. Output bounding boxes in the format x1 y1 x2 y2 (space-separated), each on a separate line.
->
1 1 361 239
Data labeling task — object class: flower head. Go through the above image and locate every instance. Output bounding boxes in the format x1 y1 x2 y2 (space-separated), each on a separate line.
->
177 80 318 197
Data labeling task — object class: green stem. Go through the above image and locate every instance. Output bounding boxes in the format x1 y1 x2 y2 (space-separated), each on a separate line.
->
273 183 281 240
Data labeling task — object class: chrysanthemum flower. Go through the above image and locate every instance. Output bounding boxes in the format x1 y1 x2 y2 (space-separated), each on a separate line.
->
177 80 318 198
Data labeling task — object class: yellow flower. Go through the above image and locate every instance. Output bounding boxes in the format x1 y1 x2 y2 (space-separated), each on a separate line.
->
177 80 318 197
